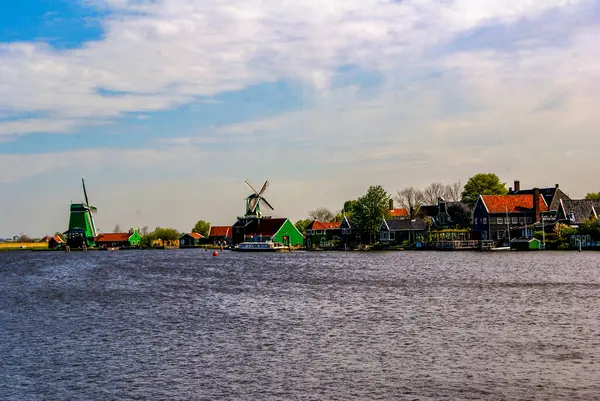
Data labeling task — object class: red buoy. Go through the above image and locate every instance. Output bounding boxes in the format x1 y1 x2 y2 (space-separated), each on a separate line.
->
213 251 219 257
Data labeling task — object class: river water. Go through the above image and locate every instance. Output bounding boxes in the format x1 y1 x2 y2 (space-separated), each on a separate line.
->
1 250 599 400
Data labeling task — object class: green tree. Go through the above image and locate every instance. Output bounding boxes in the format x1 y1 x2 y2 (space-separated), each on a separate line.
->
342 200 358 216
192 220 211 237
352 185 391 240
584 192 600 200
294 219 312 235
461 173 508 205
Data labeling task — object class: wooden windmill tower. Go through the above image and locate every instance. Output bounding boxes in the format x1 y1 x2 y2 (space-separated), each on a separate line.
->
244 179 275 218
65 178 98 248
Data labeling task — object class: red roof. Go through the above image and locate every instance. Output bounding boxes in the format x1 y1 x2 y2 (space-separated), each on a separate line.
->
95 233 130 242
51 235 64 243
390 208 408 217
243 218 287 236
185 232 204 239
307 220 341 230
209 226 232 238
481 194 548 213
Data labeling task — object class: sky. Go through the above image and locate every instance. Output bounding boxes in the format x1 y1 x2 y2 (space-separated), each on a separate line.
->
1 0 599 237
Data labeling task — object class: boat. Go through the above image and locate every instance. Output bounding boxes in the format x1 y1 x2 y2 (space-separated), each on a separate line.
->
232 241 290 252
491 246 511 251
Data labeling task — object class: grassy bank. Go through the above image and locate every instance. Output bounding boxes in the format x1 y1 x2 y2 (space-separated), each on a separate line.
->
0 242 49 251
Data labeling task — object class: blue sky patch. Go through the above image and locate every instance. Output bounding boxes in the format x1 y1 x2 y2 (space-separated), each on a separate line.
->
0 0 106 49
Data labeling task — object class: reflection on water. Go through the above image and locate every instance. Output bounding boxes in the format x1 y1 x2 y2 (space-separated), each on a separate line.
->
1 250 599 400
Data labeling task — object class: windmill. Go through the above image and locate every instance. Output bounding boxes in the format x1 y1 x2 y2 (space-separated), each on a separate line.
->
65 178 98 248
81 178 98 237
244 179 274 218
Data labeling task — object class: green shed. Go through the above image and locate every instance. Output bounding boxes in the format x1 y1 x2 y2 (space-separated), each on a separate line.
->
510 237 541 251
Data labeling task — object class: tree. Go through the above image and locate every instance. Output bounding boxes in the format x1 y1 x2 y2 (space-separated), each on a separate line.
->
423 182 447 205
113 224 122 233
294 219 312 235
353 185 391 240
394 187 424 218
18 234 33 243
342 200 358 215
308 207 335 222
584 192 600 200
445 181 463 202
461 173 508 205
153 227 180 241
141 226 149 236
192 220 211 237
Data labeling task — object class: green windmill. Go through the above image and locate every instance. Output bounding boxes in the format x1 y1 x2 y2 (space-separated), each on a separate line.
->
64 178 98 248
244 179 274 218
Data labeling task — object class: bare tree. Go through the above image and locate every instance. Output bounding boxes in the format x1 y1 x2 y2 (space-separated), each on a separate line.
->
113 224 122 233
141 226 149 236
444 181 463 202
423 182 447 205
394 187 424 219
309 207 335 222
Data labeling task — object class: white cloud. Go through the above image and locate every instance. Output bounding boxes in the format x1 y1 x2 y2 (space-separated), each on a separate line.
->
1 0 593 136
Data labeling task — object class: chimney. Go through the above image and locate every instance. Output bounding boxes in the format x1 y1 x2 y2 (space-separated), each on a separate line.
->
514 180 521 192
389 198 394 211
555 184 559 189
533 187 540 223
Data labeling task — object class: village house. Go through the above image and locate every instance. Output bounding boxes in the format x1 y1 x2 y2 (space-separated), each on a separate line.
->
305 220 341 249
95 228 143 248
179 232 204 247
48 235 65 249
379 218 428 245
232 217 304 247
472 190 548 242
556 199 600 226
207 226 232 245
339 216 372 248
418 198 472 229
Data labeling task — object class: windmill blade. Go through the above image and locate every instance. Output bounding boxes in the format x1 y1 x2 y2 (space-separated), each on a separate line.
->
261 197 275 211
245 180 259 194
257 180 269 197
248 196 258 212
82 178 90 206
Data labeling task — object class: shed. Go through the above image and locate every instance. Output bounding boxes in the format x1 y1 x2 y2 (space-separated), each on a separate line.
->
510 237 541 251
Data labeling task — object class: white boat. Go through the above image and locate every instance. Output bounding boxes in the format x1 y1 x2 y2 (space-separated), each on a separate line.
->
491 246 511 251
232 241 290 252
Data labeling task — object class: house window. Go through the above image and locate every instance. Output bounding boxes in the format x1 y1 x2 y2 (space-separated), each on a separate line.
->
483 218 487 224
474 218 478 224
389 232 395 240
497 217 503 225
306 229 312 235
512 217 518 225
315 230 322 235
519 217 525 224
527 217 532 224
380 232 388 241
497 231 504 239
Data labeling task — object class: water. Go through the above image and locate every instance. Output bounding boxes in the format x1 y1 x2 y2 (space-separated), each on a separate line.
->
1 250 599 400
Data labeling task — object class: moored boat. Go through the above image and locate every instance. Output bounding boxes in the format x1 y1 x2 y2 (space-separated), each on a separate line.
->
232 241 290 252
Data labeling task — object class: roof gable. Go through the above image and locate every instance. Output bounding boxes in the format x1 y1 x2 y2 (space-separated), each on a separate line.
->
561 199 600 224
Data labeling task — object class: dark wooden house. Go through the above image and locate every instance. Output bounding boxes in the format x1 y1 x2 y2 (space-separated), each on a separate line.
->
179 232 204 247
339 216 372 248
207 226 232 245
556 199 600 225
472 189 548 242
48 235 65 249
305 220 341 249
380 218 428 245
232 217 303 246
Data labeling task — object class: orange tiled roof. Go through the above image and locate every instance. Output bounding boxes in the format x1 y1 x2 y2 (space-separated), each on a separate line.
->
95 233 130 242
52 235 64 243
481 194 548 213
209 226 232 238
186 232 204 239
308 220 341 230
390 208 408 217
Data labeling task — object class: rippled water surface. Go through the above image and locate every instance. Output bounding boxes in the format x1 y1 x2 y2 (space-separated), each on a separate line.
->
1 250 600 400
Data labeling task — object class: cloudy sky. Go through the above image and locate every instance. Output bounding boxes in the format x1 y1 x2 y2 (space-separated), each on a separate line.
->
1 0 599 237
